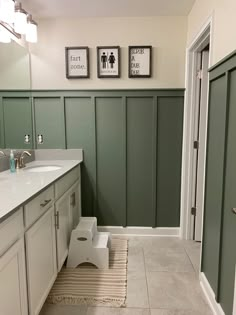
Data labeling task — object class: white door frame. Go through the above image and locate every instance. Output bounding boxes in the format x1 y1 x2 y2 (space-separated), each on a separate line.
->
180 15 214 240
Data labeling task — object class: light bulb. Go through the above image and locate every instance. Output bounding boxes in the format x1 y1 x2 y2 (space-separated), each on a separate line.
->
14 2 27 34
26 15 37 43
0 0 14 24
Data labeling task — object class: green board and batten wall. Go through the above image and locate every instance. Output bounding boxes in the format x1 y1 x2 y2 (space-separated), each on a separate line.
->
202 50 236 315
0 89 184 228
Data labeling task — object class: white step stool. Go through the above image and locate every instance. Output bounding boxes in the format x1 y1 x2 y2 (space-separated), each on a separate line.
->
66 217 111 269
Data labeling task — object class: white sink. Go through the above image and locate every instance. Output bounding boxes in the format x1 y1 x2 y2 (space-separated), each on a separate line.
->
25 165 62 173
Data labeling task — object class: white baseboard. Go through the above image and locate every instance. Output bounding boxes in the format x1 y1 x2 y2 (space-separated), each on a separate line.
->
97 226 180 237
200 272 225 315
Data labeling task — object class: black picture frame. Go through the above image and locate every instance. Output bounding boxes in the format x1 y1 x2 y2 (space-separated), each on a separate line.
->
97 46 120 78
128 46 152 78
65 46 89 79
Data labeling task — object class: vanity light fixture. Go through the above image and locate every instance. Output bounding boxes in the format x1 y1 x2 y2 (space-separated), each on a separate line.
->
26 14 37 43
0 0 38 43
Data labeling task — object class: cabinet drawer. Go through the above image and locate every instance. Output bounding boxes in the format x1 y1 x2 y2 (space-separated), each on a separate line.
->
55 166 80 200
0 208 24 255
24 185 54 228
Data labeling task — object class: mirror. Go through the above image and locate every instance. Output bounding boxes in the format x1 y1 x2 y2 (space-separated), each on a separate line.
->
0 41 31 89
0 40 31 150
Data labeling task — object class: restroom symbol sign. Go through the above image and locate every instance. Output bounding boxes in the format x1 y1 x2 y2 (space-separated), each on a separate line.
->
97 46 120 78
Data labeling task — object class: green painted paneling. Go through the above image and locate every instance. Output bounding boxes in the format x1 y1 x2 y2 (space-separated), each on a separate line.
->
218 69 236 315
65 97 96 217
156 97 184 227
0 89 185 228
126 97 156 226
3 97 32 149
201 75 228 295
0 98 4 148
34 97 65 149
95 97 126 226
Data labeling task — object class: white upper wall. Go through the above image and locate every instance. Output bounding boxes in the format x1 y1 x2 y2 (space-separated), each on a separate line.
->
29 16 187 89
187 0 236 66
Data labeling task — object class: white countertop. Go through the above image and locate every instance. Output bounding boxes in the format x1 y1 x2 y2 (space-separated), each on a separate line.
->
0 159 82 221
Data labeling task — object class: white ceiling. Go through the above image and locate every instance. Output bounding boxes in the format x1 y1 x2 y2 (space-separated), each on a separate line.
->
22 0 196 19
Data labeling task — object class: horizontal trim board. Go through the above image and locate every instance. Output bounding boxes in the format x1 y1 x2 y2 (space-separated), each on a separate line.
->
0 89 185 98
209 55 236 80
98 226 180 237
209 49 236 72
200 272 225 315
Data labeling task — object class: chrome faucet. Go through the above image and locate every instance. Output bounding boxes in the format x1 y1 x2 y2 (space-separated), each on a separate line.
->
15 151 32 169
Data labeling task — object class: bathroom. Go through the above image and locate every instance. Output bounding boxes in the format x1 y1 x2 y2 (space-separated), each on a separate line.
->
0 0 236 314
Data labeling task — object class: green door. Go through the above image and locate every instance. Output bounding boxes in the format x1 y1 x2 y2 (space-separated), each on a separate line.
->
218 69 236 315
34 97 65 149
3 97 33 149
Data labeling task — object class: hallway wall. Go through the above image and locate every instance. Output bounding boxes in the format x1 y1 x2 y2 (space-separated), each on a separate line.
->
187 0 236 66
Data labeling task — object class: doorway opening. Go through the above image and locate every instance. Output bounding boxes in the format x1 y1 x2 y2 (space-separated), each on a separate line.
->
180 17 213 242
190 46 210 241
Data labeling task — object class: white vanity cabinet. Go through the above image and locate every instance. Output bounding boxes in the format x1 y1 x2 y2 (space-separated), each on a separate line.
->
25 206 57 315
25 165 81 314
0 209 28 315
0 163 81 315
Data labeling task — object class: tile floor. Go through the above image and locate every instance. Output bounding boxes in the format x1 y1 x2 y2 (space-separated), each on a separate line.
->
40 236 213 315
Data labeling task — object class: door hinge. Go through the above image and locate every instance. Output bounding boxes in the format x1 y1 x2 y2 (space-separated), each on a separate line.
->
193 140 199 149
191 207 197 216
197 69 203 80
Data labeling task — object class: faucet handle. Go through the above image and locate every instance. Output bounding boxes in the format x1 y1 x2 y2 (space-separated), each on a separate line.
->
0 150 6 157
20 151 32 158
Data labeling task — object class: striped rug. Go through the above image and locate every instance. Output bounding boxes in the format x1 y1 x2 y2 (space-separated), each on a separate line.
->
47 238 128 307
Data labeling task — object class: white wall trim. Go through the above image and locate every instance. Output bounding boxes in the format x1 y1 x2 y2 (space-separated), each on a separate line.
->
180 13 214 240
200 272 225 315
98 226 180 237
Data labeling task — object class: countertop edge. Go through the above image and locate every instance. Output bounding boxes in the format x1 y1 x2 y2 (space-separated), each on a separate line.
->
0 160 82 223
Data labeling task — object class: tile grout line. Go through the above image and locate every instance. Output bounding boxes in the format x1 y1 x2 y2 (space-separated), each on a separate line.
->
183 245 199 276
142 246 151 313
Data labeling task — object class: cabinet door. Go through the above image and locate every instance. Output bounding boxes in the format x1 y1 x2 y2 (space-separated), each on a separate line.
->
55 192 71 271
26 206 57 315
69 181 81 230
34 97 65 149
0 238 28 315
3 97 33 149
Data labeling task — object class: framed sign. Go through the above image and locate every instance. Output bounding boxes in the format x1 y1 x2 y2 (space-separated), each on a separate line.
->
97 46 120 78
65 46 89 78
128 46 152 78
